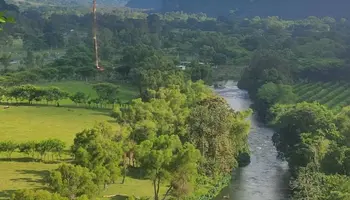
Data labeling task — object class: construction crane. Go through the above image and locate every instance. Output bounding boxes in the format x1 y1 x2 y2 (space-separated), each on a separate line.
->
92 0 104 71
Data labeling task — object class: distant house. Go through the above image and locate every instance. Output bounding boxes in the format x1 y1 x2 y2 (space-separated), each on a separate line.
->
176 61 207 70
177 65 186 70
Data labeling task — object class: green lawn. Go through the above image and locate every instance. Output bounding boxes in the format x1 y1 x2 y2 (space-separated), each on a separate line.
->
0 106 112 145
0 105 112 199
0 105 163 199
0 161 59 199
0 82 158 199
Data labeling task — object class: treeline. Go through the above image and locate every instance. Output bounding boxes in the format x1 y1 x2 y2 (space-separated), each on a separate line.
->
159 0 350 19
0 139 65 161
5 1 350 86
237 39 350 200
0 82 120 107
272 103 350 199
11 79 252 200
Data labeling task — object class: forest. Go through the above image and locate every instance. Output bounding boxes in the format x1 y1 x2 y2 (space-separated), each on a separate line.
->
128 0 350 19
0 0 350 199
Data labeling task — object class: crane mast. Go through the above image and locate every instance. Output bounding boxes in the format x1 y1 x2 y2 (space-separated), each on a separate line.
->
92 0 102 70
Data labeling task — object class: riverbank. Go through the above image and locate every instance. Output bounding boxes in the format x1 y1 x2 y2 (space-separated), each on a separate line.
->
214 82 291 200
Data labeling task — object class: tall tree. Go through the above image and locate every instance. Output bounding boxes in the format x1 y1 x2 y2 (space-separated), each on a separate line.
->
136 135 201 200
188 96 251 176
47 164 98 200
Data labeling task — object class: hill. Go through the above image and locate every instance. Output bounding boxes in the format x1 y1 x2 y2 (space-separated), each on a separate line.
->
6 0 128 8
127 0 350 19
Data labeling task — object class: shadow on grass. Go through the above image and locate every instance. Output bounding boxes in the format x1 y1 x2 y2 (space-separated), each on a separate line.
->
9 169 49 187
127 167 147 180
110 195 129 200
0 157 35 162
0 189 16 199
0 157 72 164
15 169 50 178
0 102 111 113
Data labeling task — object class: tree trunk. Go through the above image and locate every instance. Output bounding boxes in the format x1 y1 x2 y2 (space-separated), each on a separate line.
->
162 186 173 200
156 177 161 200
122 160 126 184
153 179 158 200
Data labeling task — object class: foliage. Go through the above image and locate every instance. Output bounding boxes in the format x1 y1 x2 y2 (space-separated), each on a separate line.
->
11 189 68 200
0 139 66 161
47 164 99 199
255 82 297 122
92 83 119 105
71 122 125 187
271 102 339 171
136 135 201 200
188 96 251 176
0 140 17 159
292 168 350 200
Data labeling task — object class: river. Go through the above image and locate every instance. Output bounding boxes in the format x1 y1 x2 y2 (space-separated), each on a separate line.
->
214 82 291 200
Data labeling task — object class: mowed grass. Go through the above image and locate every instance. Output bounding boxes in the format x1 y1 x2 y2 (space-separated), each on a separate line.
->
0 82 159 199
0 161 59 199
0 159 163 199
0 105 113 199
0 106 112 145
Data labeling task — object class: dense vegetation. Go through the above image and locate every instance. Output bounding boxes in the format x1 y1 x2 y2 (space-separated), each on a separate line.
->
2 0 350 199
128 0 350 19
0 1 254 199
234 5 350 200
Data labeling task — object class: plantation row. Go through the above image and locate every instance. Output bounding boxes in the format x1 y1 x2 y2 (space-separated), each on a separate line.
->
293 82 350 111
0 83 121 107
0 139 66 161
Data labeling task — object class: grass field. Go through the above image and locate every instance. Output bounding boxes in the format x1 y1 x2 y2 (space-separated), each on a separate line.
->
0 106 112 145
0 81 151 199
293 81 350 112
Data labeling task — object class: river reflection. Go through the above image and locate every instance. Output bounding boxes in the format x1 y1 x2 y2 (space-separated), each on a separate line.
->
214 82 291 200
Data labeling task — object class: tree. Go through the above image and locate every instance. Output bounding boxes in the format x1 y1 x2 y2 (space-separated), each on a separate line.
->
188 96 251 176
11 189 68 200
70 92 87 106
19 141 36 159
0 141 17 159
92 83 119 106
23 51 35 68
187 61 213 85
335 106 350 146
292 168 350 200
0 86 6 103
271 102 340 172
44 87 68 106
136 135 201 200
47 164 98 200
0 53 11 71
71 123 124 187
238 49 295 95
255 82 297 121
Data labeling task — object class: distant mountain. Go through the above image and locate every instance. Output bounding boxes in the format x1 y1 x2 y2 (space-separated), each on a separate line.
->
6 0 128 8
126 0 350 19
126 0 162 10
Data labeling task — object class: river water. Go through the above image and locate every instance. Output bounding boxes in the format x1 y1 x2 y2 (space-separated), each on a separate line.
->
214 82 291 200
